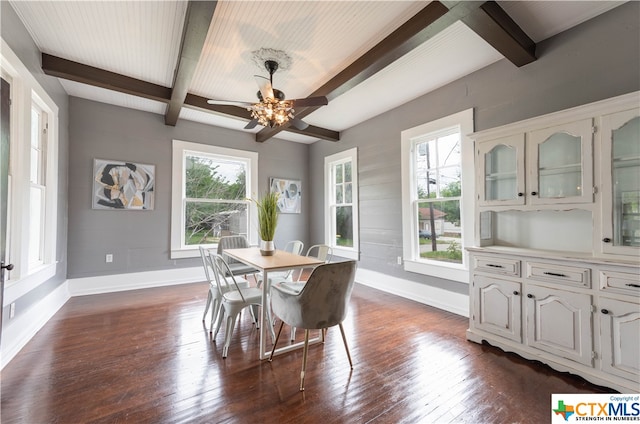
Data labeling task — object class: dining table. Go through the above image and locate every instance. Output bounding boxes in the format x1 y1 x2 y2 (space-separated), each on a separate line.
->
223 247 324 360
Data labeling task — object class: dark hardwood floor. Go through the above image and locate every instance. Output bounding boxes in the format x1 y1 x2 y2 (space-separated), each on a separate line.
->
0 281 609 423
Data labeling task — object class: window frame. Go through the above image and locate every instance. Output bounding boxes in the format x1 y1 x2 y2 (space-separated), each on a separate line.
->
401 109 474 283
170 139 258 259
1 39 59 288
324 147 359 260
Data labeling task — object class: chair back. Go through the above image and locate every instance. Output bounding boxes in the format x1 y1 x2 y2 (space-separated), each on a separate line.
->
272 261 357 330
211 253 246 302
306 244 332 263
199 246 213 281
217 235 250 265
284 240 304 256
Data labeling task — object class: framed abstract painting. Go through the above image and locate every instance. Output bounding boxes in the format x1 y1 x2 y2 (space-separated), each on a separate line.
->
270 177 301 213
92 159 155 210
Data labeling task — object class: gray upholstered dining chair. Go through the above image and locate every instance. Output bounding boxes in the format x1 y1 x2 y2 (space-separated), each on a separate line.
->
217 235 260 278
269 260 357 391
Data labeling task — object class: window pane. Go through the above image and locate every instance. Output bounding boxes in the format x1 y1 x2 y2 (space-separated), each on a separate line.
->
416 139 437 171
438 167 461 197
416 169 436 199
335 184 343 203
345 182 352 203
185 201 248 245
417 199 462 264
344 161 352 182
185 155 246 200
335 206 353 247
438 133 460 167
29 186 44 264
335 163 343 184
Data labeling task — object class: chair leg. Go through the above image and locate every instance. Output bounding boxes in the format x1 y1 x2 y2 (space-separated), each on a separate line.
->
213 306 225 339
300 329 310 391
202 291 212 321
290 326 296 341
209 298 220 335
222 314 238 358
338 323 353 369
268 321 285 361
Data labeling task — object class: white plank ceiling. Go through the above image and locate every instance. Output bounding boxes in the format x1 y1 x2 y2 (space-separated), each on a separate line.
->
8 0 626 143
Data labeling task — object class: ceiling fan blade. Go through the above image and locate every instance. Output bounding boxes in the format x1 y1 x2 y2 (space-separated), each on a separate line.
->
290 117 309 131
254 75 275 100
244 119 259 130
207 99 253 107
291 96 328 108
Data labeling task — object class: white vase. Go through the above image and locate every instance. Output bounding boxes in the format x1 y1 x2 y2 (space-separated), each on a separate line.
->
260 240 275 256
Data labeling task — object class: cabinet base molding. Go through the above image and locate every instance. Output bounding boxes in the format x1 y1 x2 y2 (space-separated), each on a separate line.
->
466 330 640 393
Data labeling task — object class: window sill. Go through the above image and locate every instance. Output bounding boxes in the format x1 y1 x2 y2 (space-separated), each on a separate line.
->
4 262 58 305
331 247 359 261
403 259 469 284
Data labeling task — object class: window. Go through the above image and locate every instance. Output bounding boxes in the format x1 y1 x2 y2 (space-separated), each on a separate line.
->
171 140 258 259
1 39 59 288
29 103 47 268
401 109 474 283
324 148 359 260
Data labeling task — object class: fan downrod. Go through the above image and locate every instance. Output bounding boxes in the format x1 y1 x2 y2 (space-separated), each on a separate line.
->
264 60 279 76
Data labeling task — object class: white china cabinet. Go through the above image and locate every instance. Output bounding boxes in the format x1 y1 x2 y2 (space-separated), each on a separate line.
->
467 92 640 393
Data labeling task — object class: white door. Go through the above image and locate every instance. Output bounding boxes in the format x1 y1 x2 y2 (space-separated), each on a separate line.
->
1 77 13 345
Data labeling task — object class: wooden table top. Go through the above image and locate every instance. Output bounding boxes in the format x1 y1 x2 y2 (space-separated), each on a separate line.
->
224 247 323 271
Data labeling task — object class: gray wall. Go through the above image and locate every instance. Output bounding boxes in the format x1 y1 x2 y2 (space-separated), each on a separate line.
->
67 99 310 278
1 2 70 322
308 2 640 296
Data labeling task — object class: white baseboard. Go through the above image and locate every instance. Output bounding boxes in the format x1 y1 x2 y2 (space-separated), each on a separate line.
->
1 282 71 369
68 266 205 296
355 268 469 317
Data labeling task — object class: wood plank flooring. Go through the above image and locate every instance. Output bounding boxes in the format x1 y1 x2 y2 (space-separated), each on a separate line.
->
0 282 610 423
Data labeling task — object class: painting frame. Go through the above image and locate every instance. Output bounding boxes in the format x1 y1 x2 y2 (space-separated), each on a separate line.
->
92 158 155 210
270 177 301 214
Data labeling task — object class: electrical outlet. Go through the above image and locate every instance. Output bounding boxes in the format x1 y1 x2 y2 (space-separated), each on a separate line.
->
9 303 15 319
397 256 402 265
105 254 113 263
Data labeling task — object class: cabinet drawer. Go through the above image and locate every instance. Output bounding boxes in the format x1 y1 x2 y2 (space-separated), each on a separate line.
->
526 262 591 288
474 256 520 277
600 270 640 296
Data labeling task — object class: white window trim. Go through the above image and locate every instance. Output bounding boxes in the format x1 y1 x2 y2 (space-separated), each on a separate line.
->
401 109 474 283
1 39 59 289
170 139 258 259
324 147 359 260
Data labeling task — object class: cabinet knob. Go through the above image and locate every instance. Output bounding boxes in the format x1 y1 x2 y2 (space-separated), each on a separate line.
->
531 191 538 196
602 238 611 243
517 192 524 197
513 291 519 295
601 309 609 315
526 294 534 299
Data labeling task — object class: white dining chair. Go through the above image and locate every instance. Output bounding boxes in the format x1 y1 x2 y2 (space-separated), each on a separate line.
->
211 254 275 357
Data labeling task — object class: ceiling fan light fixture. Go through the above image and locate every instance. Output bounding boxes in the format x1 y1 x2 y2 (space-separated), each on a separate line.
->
249 98 293 128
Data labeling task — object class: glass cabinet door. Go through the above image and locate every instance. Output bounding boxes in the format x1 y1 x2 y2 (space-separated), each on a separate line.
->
601 109 640 255
477 134 525 206
528 119 594 205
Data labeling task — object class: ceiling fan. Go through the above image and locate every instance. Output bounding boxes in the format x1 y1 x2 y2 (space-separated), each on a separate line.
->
207 60 328 130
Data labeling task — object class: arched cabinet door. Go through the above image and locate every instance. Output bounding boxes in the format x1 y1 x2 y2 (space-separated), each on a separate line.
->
527 118 594 206
476 134 525 207
600 109 640 256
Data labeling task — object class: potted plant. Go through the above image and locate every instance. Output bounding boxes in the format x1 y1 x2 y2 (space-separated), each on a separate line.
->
254 191 279 256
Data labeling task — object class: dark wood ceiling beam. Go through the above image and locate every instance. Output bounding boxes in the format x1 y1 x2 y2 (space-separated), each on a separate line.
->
256 0 536 143
165 1 218 126
256 1 452 143
41 53 339 139
459 1 536 67
42 53 171 102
